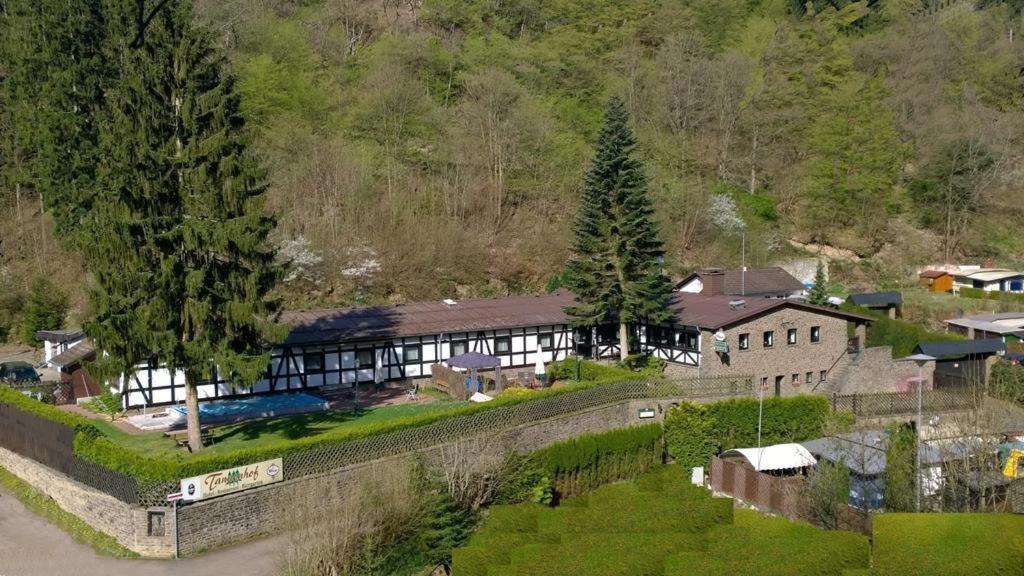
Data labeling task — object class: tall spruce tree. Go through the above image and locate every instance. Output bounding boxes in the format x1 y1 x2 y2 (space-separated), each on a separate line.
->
808 261 828 305
0 0 110 241
84 0 281 450
564 99 672 361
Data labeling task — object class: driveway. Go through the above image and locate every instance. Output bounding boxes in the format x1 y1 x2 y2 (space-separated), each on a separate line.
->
0 488 282 576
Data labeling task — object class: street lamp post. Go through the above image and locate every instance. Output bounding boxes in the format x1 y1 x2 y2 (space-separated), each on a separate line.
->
905 353 935 513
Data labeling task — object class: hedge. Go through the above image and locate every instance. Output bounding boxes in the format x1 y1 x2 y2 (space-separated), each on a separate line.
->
497 423 665 503
3 377 651 483
959 286 1024 304
533 423 664 497
664 395 830 467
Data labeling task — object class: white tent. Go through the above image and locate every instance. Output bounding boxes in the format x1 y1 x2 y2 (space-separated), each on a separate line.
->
721 443 817 472
534 344 545 375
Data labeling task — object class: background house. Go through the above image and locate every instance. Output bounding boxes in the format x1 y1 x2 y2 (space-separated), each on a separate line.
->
675 267 806 299
951 269 1024 293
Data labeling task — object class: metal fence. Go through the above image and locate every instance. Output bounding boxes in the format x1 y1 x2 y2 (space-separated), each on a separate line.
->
831 386 977 418
3 376 752 507
134 376 751 506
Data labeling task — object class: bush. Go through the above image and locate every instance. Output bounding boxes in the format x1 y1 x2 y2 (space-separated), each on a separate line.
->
663 395 831 467
500 424 665 502
86 387 123 420
664 402 716 468
990 360 1024 406
841 302 962 357
546 357 643 383
959 286 1024 304
534 423 664 498
883 423 916 512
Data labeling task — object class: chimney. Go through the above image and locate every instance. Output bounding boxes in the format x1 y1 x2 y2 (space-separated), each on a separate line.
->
701 269 725 296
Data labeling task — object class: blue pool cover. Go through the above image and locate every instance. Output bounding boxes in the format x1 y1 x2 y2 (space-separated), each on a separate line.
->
171 392 329 422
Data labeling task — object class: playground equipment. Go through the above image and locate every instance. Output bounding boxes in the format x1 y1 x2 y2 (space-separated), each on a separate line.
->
998 441 1024 479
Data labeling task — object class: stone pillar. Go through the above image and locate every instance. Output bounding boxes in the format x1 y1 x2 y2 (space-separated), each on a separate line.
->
854 323 867 351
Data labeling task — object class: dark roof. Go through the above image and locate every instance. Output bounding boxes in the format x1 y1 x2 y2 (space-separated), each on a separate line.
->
667 293 872 330
48 341 96 368
913 338 1006 359
676 267 805 296
448 352 502 369
919 270 950 279
35 329 84 343
847 292 903 308
278 291 577 345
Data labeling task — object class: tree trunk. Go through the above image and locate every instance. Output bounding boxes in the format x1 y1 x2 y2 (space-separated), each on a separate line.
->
619 321 629 362
185 371 203 452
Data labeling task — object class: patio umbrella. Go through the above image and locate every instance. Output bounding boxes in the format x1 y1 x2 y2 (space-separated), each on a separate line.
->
448 351 501 395
374 349 385 385
534 345 546 386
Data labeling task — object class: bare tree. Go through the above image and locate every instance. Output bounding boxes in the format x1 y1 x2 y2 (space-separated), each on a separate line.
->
438 435 508 512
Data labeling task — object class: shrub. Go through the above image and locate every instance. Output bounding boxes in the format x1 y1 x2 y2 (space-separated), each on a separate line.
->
664 402 716 468
546 357 643 383
86 387 123 421
841 302 961 357
990 360 1024 406
883 423 916 512
534 423 664 498
663 395 831 467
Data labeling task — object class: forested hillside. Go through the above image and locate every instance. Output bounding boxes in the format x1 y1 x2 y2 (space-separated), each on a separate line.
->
3 0 1024 335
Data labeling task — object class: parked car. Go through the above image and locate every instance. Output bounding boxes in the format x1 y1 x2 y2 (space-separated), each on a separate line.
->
0 360 41 383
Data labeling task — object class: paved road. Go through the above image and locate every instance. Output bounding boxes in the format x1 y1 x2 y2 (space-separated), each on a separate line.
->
0 488 282 576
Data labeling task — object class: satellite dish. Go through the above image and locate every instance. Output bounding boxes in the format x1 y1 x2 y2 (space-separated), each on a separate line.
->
714 329 726 342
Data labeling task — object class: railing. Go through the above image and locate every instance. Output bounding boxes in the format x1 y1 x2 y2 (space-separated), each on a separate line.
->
831 386 977 418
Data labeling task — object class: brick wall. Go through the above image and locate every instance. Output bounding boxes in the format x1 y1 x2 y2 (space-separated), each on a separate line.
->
0 446 175 557
697 307 849 396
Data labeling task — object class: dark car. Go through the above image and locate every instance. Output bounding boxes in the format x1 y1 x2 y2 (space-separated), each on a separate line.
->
0 360 41 383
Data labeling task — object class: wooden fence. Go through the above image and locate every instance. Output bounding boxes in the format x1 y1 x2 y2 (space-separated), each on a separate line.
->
709 456 871 535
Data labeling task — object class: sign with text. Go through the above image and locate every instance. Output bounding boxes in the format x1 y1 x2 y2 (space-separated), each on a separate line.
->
180 458 283 502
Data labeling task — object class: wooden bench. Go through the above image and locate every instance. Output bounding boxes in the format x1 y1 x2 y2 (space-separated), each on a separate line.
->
165 425 214 451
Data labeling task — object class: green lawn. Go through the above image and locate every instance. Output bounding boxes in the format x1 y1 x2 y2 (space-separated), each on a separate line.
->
93 398 466 459
452 466 869 576
902 288 1016 331
872 513 1024 576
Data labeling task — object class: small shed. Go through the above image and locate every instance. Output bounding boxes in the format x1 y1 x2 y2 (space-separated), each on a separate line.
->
847 291 903 319
720 443 817 476
919 270 953 293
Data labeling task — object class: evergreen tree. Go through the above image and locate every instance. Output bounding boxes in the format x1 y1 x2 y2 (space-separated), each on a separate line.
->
808 260 828 305
564 99 672 361
0 0 110 241
84 0 282 450
20 278 69 346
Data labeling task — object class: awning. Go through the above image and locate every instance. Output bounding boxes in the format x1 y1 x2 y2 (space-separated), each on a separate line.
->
721 443 817 472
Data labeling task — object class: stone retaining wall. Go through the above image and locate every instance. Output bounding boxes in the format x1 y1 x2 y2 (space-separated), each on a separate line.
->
0 446 175 557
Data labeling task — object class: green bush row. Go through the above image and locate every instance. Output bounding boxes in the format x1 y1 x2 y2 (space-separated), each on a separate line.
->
841 302 961 357
498 423 665 503
546 357 648 383
959 286 1024 303
664 395 830 468
4 377 644 483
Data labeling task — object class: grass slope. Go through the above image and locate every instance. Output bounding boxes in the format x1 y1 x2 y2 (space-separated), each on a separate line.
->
872 513 1024 576
452 466 868 576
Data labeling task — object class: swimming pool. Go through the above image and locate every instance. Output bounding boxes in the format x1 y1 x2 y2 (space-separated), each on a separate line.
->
169 392 329 424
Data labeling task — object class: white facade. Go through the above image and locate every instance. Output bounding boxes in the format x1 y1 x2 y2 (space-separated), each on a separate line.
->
119 324 578 409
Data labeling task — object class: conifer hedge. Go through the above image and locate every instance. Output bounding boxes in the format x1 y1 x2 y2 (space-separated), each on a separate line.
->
664 395 830 467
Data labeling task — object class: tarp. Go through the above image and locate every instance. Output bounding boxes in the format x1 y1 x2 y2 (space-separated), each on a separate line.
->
721 443 817 472
469 392 493 403
447 351 501 370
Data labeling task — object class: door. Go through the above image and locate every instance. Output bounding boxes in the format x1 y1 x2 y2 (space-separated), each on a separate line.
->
774 375 783 397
